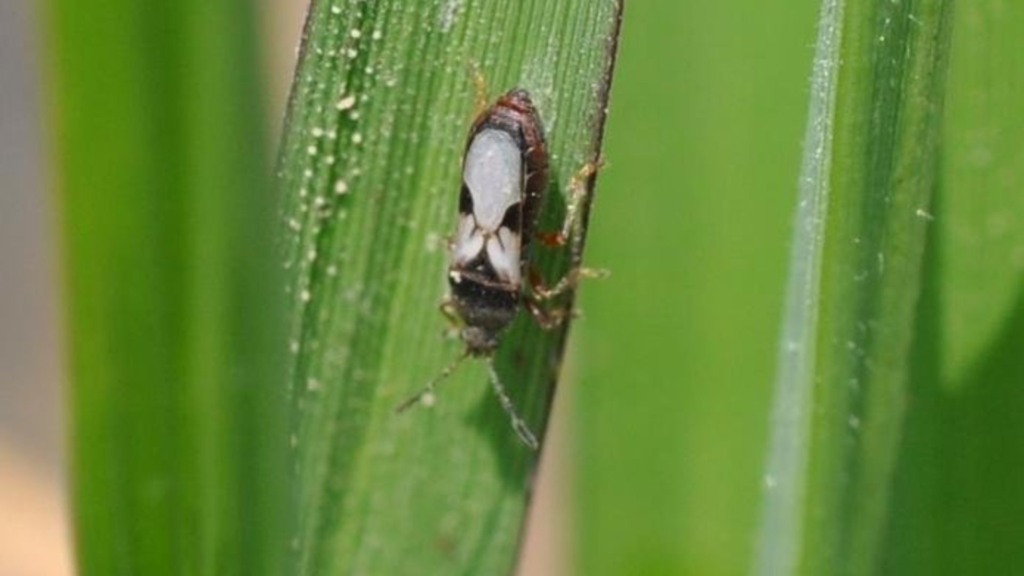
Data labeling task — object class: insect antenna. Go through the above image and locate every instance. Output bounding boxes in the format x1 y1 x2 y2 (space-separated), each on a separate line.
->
395 349 472 414
485 359 539 450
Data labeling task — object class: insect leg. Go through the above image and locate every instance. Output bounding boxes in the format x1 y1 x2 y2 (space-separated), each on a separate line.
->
439 296 463 339
558 158 605 260
395 349 471 413
561 162 596 252
530 266 610 302
486 359 539 450
531 159 610 303
523 296 567 330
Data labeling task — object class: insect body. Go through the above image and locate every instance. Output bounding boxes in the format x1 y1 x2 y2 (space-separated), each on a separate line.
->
397 89 551 449
449 89 549 355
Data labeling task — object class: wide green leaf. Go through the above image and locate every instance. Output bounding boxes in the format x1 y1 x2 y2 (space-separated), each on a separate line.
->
277 2 622 574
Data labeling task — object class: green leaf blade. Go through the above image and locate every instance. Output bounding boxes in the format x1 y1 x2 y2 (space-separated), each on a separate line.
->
572 2 821 574
883 2 1024 574
278 2 623 574
48 1 290 574
754 0 955 574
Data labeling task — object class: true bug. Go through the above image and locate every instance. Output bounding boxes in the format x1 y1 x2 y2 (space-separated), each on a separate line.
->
397 88 599 449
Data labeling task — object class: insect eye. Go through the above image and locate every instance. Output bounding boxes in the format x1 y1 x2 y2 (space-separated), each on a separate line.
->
500 202 522 233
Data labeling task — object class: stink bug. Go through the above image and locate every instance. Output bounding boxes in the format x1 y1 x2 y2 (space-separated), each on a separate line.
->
397 88 599 449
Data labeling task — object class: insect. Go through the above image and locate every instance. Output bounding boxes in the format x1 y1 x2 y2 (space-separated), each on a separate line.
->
396 88 599 450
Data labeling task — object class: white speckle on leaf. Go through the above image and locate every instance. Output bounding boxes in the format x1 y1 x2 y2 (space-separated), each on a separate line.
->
422 391 436 407
425 231 441 253
352 133 363 145
336 95 357 111
439 0 463 32
334 179 349 195
343 286 360 303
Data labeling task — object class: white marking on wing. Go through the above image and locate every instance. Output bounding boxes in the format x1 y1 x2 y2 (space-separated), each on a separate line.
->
451 214 485 266
464 129 522 231
487 226 521 284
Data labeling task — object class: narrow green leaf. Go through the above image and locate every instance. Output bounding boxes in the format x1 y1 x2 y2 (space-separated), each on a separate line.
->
48 1 290 574
883 3 1024 574
278 2 622 574
934 3 1024 387
755 0 953 574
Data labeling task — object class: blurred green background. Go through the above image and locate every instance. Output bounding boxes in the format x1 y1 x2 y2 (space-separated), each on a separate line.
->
575 2 817 574
1 0 819 574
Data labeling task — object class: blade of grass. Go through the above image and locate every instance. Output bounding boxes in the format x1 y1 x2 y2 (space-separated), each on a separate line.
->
47 1 290 574
882 3 1024 574
754 0 954 574
277 2 622 574
934 3 1024 388
572 2 819 574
